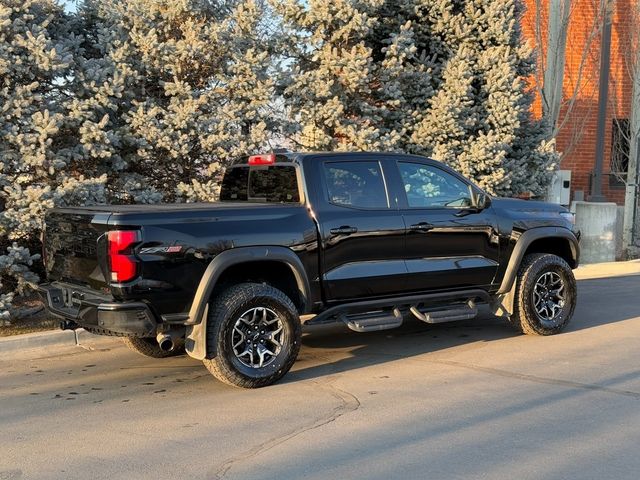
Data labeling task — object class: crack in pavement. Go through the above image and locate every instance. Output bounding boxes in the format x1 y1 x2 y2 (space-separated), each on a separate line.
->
210 380 360 480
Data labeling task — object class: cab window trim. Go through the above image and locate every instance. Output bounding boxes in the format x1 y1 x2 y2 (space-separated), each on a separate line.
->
321 159 392 211
395 160 476 211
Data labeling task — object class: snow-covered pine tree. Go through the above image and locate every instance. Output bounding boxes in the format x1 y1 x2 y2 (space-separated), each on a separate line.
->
272 0 434 152
277 0 557 196
408 0 558 195
69 0 277 203
0 0 105 320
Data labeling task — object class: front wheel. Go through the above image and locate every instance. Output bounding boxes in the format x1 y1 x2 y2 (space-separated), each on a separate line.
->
510 253 577 336
203 283 302 388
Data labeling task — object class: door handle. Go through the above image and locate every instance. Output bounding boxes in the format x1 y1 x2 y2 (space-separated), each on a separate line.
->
330 226 358 235
409 222 434 232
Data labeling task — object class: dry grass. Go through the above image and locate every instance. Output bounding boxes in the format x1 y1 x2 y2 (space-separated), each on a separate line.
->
0 294 57 337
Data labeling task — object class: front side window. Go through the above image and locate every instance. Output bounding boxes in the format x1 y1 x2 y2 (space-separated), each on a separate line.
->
323 161 389 209
398 162 472 208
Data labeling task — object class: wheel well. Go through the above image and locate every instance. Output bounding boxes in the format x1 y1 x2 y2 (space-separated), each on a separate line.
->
212 261 304 312
523 237 577 268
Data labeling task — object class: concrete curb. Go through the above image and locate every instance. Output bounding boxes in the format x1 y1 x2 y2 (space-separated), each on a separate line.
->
0 329 76 354
0 328 120 360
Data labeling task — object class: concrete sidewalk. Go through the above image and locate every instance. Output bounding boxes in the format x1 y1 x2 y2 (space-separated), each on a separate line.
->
2 259 639 359
574 259 640 280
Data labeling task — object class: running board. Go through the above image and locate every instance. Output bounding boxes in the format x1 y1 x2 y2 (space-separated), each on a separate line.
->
305 289 490 326
409 300 477 324
340 308 403 333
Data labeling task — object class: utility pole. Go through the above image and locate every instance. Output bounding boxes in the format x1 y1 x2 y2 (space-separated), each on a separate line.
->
590 0 613 202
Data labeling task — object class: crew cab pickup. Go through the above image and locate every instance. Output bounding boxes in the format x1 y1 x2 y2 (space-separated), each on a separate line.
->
40 152 580 388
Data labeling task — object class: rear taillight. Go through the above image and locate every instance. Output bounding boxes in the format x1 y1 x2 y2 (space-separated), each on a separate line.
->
107 230 140 283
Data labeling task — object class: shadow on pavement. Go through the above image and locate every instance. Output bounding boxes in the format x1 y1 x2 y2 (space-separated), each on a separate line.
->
288 273 640 383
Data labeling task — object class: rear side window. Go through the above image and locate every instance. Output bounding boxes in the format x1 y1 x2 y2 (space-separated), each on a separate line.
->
220 166 300 203
323 161 388 209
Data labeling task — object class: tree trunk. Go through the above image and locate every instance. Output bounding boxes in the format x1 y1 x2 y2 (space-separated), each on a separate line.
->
542 0 572 136
622 41 640 257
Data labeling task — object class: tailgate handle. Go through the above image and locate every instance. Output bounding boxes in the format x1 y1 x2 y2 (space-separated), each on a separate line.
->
409 222 434 232
330 226 358 235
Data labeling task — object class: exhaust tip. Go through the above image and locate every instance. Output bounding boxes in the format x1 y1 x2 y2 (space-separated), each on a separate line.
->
156 334 174 352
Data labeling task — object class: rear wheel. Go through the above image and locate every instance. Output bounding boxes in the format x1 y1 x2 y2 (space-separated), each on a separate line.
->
203 283 301 388
122 337 184 358
510 253 577 335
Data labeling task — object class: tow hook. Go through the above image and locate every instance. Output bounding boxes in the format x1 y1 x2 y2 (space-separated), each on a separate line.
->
60 320 79 331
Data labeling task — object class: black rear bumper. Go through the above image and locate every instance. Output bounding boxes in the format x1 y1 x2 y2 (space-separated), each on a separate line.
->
39 283 157 337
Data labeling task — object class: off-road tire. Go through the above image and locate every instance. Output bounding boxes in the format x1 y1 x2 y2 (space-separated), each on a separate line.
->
203 283 302 388
122 337 184 358
510 253 577 336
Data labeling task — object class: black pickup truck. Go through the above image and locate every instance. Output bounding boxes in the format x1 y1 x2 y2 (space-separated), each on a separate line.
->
40 152 580 388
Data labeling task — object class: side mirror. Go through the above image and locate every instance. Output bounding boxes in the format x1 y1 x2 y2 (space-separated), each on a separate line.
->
474 190 491 210
457 187 491 217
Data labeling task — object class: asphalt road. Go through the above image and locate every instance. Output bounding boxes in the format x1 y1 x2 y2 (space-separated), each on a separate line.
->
1 263 640 480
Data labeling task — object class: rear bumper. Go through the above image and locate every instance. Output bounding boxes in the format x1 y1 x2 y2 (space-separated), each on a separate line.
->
38 282 157 337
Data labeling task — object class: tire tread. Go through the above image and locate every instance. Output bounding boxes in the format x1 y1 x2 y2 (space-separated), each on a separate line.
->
203 283 301 388
511 253 576 336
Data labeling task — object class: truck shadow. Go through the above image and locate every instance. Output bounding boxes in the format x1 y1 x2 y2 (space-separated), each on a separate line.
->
289 314 511 383
287 273 640 383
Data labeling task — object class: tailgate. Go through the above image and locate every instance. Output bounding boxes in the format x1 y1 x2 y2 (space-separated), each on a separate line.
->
43 210 111 289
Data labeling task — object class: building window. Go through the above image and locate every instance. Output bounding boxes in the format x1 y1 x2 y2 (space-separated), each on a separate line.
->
611 119 630 176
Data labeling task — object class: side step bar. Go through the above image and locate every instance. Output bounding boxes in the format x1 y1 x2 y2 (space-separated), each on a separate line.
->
409 300 477 324
306 289 490 327
340 308 403 333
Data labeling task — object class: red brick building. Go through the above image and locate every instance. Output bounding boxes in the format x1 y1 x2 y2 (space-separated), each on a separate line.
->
522 0 637 205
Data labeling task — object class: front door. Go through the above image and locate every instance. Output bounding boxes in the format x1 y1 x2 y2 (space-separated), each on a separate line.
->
392 159 500 292
314 157 407 301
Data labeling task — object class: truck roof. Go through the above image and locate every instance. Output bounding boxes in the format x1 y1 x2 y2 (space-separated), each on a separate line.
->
233 151 431 165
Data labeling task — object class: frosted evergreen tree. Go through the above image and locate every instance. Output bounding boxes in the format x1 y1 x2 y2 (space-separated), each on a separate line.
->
408 0 557 195
272 0 434 151
0 0 277 319
68 0 278 202
277 0 557 195
0 0 105 319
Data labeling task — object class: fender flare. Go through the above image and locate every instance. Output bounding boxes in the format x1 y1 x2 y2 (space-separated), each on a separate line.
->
185 246 311 360
491 227 579 317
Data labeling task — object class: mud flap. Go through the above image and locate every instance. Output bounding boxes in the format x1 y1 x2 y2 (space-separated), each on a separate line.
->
490 284 516 317
185 304 208 360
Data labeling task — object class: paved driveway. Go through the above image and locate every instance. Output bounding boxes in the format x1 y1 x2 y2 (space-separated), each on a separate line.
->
1 262 639 479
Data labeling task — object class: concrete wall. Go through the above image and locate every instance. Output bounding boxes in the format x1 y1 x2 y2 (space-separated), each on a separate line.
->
571 201 620 264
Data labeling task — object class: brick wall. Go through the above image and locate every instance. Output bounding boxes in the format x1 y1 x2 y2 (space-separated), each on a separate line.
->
521 0 635 205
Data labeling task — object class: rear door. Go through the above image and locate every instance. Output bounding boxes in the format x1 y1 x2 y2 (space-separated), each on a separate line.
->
310 156 407 301
389 159 500 292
